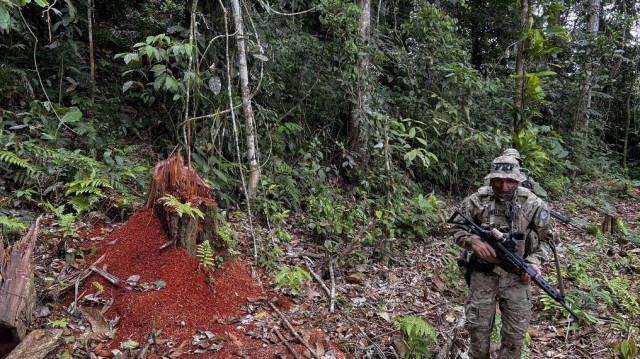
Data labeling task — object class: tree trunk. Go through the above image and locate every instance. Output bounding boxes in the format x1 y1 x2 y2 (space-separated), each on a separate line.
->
231 0 260 205
87 0 95 100
622 61 637 171
347 0 372 169
513 0 528 133
145 151 220 256
0 216 41 356
572 0 600 130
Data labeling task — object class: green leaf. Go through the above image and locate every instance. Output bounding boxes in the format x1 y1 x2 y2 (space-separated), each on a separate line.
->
61 109 82 123
0 5 11 30
621 340 629 356
534 70 556 77
121 339 139 350
209 77 222 95
34 0 50 6
123 53 138 65
122 81 135 93
546 26 566 35
549 3 567 11
253 54 269 61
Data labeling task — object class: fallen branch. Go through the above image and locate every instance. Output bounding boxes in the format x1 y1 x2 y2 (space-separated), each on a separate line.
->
435 317 466 359
273 328 301 359
286 252 324 259
303 257 332 301
47 253 106 299
90 266 125 288
329 259 335 313
346 316 386 359
268 301 320 359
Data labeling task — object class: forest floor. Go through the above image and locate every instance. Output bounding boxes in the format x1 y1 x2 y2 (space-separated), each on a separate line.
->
14 182 640 359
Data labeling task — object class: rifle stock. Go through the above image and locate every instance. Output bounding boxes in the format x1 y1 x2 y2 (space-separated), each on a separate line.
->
448 209 580 322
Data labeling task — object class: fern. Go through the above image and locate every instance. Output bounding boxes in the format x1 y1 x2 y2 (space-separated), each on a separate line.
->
65 178 112 196
197 240 215 269
606 277 640 315
394 316 438 358
0 150 32 170
159 195 204 219
0 216 28 232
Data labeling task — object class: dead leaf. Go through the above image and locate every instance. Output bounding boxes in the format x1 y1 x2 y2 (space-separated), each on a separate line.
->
345 272 365 284
168 340 188 358
393 337 408 358
432 269 446 291
247 296 267 303
79 306 110 333
228 332 243 347
376 312 392 323
315 338 325 356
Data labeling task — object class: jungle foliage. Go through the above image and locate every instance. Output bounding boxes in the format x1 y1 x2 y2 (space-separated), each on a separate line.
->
1 0 640 355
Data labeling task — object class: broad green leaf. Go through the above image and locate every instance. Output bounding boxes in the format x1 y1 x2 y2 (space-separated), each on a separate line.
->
34 0 50 6
546 26 566 35
64 0 76 21
209 77 222 95
122 81 135 93
405 149 417 162
184 43 193 56
61 109 82 123
0 5 10 30
549 4 567 11
535 71 556 77
252 54 269 61
123 53 138 65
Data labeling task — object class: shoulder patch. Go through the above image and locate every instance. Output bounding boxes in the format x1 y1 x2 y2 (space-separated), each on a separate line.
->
540 209 549 221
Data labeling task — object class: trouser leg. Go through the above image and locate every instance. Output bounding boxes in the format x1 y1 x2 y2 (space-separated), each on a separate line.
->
465 271 499 359
497 276 531 359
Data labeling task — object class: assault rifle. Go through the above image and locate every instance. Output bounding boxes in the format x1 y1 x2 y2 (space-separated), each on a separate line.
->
550 210 586 232
448 209 580 322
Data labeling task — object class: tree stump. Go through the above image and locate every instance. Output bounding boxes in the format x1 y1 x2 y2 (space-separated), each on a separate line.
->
145 151 221 256
0 216 41 356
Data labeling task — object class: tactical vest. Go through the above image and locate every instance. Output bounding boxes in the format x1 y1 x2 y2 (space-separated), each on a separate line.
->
475 186 537 258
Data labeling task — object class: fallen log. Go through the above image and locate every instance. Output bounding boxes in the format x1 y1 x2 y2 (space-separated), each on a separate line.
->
4 329 63 359
0 216 42 356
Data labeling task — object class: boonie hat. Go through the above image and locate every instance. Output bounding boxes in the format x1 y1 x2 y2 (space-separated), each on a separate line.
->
484 155 527 182
501 148 522 164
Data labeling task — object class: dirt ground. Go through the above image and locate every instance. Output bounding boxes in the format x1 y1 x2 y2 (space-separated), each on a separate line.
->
13 184 640 358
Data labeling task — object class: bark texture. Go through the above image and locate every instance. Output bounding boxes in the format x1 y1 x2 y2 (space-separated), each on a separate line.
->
231 0 261 204
0 216 41 356
145 151 220 255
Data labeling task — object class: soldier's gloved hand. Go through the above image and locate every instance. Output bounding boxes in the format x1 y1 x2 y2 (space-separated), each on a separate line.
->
470 235 501 264
521 263 541 284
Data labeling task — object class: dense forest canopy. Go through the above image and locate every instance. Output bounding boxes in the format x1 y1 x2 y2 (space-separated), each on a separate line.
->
0 0 638 239
1 0 640 357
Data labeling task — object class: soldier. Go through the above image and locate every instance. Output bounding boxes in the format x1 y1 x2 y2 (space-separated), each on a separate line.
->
453 155 555 359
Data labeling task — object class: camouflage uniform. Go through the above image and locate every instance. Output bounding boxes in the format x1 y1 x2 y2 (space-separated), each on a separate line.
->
454 156 555 359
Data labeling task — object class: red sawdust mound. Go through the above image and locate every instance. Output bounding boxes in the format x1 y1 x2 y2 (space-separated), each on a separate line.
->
73 208 341 358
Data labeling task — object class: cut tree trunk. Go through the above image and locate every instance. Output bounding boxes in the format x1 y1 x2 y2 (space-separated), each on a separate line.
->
4 329 63 359
145 150 221 256
0 216 42 356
